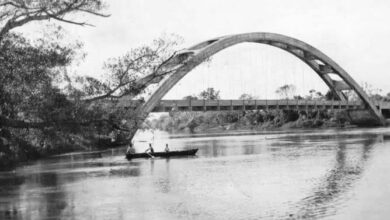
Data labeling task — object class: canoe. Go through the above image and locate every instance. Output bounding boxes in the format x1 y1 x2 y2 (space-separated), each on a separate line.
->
126 149 198 160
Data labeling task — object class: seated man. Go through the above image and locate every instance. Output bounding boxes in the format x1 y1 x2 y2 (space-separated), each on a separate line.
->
145 143 154 153
145 143 154 158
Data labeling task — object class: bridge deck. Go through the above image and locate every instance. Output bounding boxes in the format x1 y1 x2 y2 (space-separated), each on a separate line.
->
151 99 380 112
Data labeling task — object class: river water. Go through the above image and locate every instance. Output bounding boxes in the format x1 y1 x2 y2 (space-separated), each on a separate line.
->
1 128 390 220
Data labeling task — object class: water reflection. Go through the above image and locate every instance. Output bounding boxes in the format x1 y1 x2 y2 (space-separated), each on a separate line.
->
1 129 390 219
290 136 380 219
109 166 141 177
154 159 172 194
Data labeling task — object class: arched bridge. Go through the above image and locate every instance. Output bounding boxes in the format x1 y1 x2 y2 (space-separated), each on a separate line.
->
118 32 387 136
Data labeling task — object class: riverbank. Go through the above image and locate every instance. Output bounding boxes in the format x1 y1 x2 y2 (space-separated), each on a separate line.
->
0 109 378 169
0 132 127 169
148 109 359 135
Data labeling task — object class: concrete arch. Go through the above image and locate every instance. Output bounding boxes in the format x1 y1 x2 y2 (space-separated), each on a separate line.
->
135 32 385 125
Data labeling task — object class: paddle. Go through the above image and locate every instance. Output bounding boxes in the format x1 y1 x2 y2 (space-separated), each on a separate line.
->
146 151 154 159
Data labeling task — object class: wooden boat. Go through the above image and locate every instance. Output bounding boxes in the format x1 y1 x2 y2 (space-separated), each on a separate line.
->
126 149 198 160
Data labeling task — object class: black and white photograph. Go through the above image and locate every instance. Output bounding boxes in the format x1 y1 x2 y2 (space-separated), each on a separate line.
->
1 0 390 219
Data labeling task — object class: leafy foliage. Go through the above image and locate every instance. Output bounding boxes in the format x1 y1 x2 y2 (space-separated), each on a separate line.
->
275 84 296 99
0 1 186 166
183 95 198 100
75 34 183 102
238 93 258 100
198 87 220 100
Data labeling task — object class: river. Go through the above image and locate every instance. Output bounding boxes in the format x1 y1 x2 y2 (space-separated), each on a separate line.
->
1 128 390 219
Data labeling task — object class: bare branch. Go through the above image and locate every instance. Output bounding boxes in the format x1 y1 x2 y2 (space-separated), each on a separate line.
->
0 115 128 131
0 1 22 8
76 8 110 17
46 13 93 26
0 0 108 42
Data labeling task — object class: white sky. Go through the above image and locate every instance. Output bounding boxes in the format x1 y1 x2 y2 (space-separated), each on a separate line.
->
23 0 390 99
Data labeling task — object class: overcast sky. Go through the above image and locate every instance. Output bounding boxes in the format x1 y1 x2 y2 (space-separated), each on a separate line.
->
27 0 390 99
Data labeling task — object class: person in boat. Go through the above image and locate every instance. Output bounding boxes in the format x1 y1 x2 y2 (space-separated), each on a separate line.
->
145 143 154 154
145 143 155 158
126 143 135 154
164 144 169 152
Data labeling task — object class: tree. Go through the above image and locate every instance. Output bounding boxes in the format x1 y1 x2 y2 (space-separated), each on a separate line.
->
0 33 183 142
385 93 390 101
0 0 109 129
0 0 109 42
306 89 326 100
309 89 316 99
0 1 192 166
0 1 187 164
0 0 182 130
275 84 296 99
198 87 220 100
183 95 198 100
293 95 304 100
0 2 113 166
67 34 183 102
315 91 324 100
238 93 257 100
324 90 340 101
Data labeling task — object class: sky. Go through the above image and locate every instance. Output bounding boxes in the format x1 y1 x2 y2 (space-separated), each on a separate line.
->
23 0 390 99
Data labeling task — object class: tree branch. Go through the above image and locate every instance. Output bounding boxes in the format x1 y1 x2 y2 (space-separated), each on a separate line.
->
76 8 110 17
0 115 128 131
0 0 108 42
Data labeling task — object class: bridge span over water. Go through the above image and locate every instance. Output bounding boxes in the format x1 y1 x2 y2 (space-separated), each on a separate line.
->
116 32 390 139
152 99 390 115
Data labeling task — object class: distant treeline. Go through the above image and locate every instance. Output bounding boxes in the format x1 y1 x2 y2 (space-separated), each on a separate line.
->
146 85 390 133
145 109 353 133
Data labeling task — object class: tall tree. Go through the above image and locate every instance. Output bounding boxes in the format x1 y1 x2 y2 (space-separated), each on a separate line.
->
0 1 110 165
198 87 220 100
238 93 257 100
0 1 188 166
183 95 198 100
0 0 108 129
275 84 296 99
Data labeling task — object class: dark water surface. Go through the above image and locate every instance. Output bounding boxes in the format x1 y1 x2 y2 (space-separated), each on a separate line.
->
1 128 390 219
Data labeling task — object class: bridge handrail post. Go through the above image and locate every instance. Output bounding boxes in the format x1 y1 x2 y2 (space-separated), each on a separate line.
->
305 99 308 114
255 99 257 110
286 99 289 110
331 98 334 114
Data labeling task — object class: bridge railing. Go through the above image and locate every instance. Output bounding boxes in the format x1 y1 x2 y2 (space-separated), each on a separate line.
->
152 99 366 112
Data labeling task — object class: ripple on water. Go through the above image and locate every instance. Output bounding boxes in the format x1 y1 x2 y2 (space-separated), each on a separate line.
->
1 128 390 219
